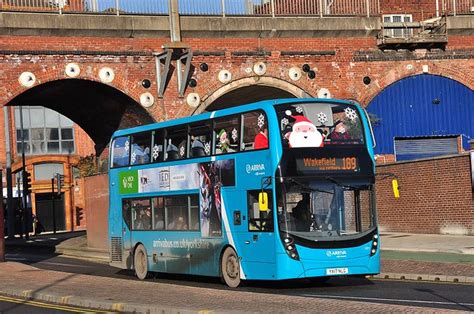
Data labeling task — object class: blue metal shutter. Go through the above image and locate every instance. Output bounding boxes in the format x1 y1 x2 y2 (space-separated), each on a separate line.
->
394 136 458 161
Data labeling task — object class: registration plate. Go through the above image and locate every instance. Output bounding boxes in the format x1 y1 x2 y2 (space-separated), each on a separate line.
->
326 267 349 275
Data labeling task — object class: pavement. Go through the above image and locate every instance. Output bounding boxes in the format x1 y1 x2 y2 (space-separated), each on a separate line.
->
1 231 473 313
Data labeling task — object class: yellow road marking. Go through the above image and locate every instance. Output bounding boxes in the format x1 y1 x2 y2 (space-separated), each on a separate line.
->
0 295 116 313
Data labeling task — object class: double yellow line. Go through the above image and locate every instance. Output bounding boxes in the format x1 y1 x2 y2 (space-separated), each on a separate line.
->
0 295 115 313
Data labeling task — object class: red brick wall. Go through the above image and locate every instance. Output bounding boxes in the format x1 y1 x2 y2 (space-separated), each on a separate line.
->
84 174 109 249
376 154 474 235
1 35 472 123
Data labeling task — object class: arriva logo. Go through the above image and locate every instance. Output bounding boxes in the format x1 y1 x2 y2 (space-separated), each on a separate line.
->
326 250 347 258
245 163 265 174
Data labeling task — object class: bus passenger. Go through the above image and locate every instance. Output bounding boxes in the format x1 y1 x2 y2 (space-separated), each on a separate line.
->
254 124 268 149
328 120 351 143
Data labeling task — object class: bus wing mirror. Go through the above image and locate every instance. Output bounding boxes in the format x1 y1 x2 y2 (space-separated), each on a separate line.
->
392 179 400 198
258 192 268 211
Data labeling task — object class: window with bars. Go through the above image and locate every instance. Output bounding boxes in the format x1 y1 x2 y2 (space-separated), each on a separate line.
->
383 14 413 38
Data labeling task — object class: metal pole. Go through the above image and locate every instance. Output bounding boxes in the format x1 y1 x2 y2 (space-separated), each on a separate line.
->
366 0 370 17
452 0 456 16
3 106 14 238
221 0 226 17
115 0 120 16
169 0 181 42
435 0 439 17
0 170 5 262
319 0 323 17
51 178 57 234
91 0 98 12
271 0 275 18
19 106 28 240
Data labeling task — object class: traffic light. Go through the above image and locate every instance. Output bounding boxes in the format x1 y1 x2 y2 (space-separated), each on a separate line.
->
56 173 65 196
23 171 32 195
76 207 84 226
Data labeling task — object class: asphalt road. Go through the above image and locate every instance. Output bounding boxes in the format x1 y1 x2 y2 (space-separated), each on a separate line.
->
5 246 474 312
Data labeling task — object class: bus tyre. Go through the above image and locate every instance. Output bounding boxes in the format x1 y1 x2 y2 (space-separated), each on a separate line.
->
134 244 149 280
221 247 241 288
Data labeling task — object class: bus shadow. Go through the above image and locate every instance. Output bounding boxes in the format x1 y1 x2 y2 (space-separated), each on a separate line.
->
116 269 375 291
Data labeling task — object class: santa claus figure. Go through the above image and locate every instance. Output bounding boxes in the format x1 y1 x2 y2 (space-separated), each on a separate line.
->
286 115 324 148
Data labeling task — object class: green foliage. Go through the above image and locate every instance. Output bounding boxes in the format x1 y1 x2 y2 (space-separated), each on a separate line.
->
75 154 108 178
76 154 97 177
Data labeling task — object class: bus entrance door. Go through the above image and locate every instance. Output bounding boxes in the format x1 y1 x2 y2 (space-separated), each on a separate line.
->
232 190 276 279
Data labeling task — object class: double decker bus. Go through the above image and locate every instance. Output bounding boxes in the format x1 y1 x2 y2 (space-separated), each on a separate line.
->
108 98 379 287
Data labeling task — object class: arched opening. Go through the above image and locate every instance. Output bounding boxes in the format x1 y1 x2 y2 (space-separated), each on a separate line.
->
197 77 310 113
206 85 296 111
8 79 155 154
367 74 474 161
3 79 155 234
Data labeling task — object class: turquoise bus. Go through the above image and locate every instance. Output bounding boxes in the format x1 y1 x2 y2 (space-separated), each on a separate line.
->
108 98 379 287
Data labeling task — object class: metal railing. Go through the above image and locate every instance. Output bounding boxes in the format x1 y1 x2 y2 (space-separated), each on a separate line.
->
0 0 382 16
0 0 472 17
442 0 474 16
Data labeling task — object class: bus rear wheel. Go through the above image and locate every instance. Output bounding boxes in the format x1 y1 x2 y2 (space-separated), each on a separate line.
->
134 244 149 280
221 247 241 288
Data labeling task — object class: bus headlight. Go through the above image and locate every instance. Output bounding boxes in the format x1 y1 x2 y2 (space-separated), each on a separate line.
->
282 236 299 261
370 234 379 256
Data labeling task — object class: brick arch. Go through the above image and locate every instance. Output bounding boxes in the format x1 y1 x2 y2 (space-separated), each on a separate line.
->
193 76 312 114
0 62 141 108
3 70 155 153
359 63 474 107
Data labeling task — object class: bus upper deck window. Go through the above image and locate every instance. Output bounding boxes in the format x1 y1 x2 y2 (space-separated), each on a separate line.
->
111 136 130 168
243 111 268 151
165 127 187 161
131 132 151 165
189 123 212 157
214 116 240 155
151 129 164 163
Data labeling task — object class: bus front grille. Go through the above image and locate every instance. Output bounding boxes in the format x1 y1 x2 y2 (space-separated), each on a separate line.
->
110 237 123 262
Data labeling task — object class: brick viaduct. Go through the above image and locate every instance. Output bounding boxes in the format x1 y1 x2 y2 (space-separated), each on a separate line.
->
0 9 473 235
1 12 473 153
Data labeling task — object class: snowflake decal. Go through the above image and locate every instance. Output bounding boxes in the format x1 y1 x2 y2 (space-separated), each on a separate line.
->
281 118 289 127
131 152 136 164
124 140 130 152
257 114 266 128
231 128 238 142
295 106 304 113
204 142 211 155
152 145 160 160
317 112 328 124
241 142 245 150
344 107 357 121
179 146 185 157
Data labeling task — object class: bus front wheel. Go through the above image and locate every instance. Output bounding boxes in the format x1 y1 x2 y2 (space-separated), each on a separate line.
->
134 244 149 280
221 247 241 288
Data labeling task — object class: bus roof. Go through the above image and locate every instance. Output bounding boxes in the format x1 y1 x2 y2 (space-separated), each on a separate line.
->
112 98 358 138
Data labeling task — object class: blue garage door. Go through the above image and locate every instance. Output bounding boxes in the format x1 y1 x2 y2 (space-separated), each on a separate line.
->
367 74 474 160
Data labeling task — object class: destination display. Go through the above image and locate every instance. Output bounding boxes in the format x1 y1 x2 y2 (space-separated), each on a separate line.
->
296 156 359 172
